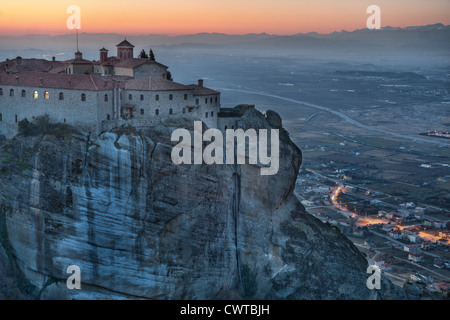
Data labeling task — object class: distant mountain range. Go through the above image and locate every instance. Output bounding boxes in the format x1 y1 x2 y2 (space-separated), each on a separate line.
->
0 23 448 60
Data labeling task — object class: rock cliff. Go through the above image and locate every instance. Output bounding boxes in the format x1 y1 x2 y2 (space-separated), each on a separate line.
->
0 109 403 299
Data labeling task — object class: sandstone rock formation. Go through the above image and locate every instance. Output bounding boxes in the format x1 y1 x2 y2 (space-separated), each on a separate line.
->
0 109 404 299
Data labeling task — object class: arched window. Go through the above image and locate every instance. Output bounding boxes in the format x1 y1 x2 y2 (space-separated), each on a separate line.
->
9 89 14 97
169 108 173 115
107 114 111 120
140 94 144 101
129 94 132 100
81 93 86 101
195 98 199 105
104 94 108 102
155 109 159 115
33 91 38 99
155 95 159 101
21 90 26 97
0 88 3 96
184 94 187 100
59 92 64 100
44 91 49 99
169 94 173 101
140 109 144 115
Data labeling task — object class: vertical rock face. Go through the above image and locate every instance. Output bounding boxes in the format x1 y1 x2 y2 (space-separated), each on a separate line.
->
0 110 401 299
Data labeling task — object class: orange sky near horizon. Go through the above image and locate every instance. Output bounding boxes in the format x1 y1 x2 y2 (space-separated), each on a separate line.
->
0 0 449 36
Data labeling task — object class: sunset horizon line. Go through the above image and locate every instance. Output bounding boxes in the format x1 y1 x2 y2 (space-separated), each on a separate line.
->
0 21 447 38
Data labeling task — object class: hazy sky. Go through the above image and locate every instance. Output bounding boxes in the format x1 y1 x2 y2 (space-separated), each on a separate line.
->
1 0 449 35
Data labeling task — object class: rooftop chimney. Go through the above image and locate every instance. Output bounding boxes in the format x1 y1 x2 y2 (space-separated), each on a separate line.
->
198 79 203 87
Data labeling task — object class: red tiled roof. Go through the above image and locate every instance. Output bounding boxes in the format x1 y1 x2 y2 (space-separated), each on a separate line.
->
185 84 220 96
114 58 148 68
0 71 114 91
116 39 135 47
0 58 65 74
125 77 190 91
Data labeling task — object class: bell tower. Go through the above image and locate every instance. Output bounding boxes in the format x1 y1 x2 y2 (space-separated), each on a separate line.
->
116 39 134 60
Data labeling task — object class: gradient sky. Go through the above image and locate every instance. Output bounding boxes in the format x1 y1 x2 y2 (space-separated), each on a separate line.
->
0 0 449 35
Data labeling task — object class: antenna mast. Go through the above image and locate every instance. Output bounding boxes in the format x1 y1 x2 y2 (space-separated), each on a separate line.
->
76 28 79 52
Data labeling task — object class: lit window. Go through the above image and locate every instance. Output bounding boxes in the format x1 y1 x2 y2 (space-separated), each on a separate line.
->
33 91 38 99
44 91 49 99
21 90 26 97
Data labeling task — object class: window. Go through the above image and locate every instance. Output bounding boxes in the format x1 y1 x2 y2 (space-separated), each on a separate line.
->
155 95 159 101
225 126 228 130
140 109 144 115
33 91 38 99
59 92 64 100
155 109 159 115
140 94 144 101
0 88 3 95
81 93 86 101
205 98 208 104
205 112 208 118
184 94 187 100
195 98 199 105
104 94 108 102
15 115 18 123
169 94 173 101
9 89 14 97
21 90 26 97
169 108 173 115
107 114 111 120
210 97 213 103
211 111 214 117
215 97 218 103
129 94 132 100
0 113 2 121
182 108 186 114
44 91 49 99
